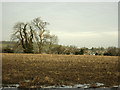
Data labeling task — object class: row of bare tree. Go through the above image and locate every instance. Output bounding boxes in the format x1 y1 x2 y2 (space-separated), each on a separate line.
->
11 17 58 53
1 41 120 56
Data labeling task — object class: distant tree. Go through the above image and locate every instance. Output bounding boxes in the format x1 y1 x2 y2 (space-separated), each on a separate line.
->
104 47 119 56
91 47 96 52
74 48 85 55
74 49 80 55
44 34 58 54
51 45 66 54
99 47 105 50
79 49 85 55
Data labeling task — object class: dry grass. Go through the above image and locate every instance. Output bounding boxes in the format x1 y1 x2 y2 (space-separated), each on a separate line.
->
2 53 119 88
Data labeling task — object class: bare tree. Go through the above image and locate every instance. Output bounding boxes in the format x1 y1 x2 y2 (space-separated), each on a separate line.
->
11 17 58 53
43 34 58 54
11 22 34 53
31 17 49 53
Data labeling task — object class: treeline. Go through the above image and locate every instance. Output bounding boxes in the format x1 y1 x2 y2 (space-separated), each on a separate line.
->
1 17 120 56
1 42 120 56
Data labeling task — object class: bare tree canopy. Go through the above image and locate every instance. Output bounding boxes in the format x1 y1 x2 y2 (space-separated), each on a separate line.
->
11 22 34 53
11 17 58 53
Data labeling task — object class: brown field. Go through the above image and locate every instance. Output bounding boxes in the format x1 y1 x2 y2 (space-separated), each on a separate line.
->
2 53 119 88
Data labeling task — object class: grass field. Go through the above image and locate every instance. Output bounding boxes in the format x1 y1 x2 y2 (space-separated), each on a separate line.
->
2 53 119 88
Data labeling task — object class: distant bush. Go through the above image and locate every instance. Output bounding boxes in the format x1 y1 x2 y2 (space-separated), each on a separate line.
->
104 47 120 56
75 49 84 55
2 48 14 53
2 46 14 53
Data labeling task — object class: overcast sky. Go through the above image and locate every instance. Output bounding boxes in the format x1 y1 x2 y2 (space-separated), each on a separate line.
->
1 2 118 48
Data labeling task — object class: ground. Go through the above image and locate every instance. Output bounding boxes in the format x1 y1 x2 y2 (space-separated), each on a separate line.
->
2 53 119 88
